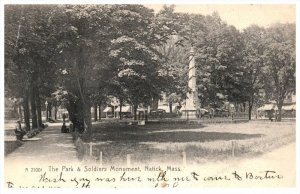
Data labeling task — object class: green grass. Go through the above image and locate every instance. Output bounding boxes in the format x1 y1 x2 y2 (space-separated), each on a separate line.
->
76 120 295 165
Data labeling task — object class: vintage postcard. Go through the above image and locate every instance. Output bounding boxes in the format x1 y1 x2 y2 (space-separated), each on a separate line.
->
1 0 298 193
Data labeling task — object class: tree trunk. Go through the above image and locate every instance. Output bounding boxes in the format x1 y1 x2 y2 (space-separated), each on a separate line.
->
248 100 252 120
18 103 23 121
54 106 57 120
169 102 172 113
36 87 42 127
77 86 92 139
67 101 78 131
277 108 282 121
98 103 102 120
48 103 52 119
46 103 48 121
94 105 98 121
145 109 148 122
152 98 159 111
133 104 138 120
13 105 17 118
30 85 38 129
84 104 92 139
277 100 283 122
23 92 30 131
76 47 93 140
119 98 123 120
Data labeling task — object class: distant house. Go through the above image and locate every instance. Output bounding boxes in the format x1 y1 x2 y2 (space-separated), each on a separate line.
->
157 92 181 113
103 104 132 118
257 93 296 119
99 93 182 119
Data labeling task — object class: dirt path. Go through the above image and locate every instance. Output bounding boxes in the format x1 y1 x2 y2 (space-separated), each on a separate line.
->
5 123 78 164
4 123 80 187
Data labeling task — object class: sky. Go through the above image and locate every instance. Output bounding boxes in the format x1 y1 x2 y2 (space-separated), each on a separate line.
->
145 4 296 30
0 2 296 30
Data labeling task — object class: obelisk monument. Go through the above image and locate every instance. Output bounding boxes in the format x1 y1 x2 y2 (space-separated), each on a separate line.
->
182 46 199 119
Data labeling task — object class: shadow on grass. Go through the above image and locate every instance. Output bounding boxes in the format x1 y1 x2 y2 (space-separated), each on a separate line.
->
75 121 265 164
90 122 263 143
93 131 262 143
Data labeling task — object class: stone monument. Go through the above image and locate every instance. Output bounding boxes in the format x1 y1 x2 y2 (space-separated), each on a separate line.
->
181 46 199 119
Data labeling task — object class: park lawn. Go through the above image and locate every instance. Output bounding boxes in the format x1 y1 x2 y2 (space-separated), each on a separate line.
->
80 120 295 166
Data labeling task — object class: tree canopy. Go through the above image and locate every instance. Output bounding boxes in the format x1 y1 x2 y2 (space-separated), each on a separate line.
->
5 4 296 134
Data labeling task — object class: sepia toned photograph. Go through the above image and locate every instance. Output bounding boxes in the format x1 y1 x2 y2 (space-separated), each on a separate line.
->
1 1 298 192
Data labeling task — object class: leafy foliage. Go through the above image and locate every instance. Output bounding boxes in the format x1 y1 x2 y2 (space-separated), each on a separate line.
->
263 23 296 121
5 4 296 127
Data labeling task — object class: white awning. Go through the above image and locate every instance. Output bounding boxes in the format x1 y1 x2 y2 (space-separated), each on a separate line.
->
257 104 275 111
158 105 169 112
158 105 178 112
115 106 131 112
282 104 295 111
103 107 112 112
137 107 147 112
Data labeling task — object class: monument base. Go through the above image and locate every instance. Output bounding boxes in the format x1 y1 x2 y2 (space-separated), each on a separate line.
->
181 110 199 119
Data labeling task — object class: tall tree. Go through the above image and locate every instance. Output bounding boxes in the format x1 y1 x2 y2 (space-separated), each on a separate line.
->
263 23 296 121
5 5 31 129
5 5 60 129
156 35 189 112
108 5 179 119
241 25 266 120
51 5 115 138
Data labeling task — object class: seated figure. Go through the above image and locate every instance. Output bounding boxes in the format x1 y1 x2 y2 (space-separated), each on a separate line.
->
15 121 26 140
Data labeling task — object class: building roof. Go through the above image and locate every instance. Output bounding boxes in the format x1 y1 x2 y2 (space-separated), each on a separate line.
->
115 105 131 112
137 107 148 112
258 103 296 111
103 107 112 112
257 104 275 111
282 104 296 111
158 105 177 112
